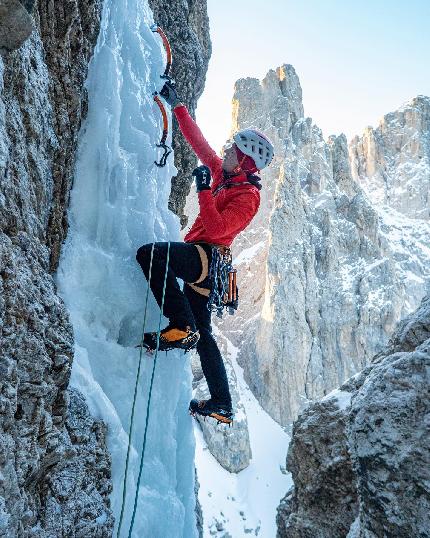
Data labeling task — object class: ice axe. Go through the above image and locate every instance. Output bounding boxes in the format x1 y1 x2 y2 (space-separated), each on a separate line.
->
151 24 173 167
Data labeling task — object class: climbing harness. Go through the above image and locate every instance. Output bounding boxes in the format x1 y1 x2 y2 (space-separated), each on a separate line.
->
116 242 171 538
207 247 238 318
151 24 173 167
185 244 239 318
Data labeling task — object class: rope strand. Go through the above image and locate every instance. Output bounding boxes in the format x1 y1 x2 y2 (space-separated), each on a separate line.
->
116 244 155 537
127 241 171 537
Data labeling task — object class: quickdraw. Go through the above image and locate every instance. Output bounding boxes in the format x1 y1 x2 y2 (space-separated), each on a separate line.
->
151 24 173 167
207 247 239 318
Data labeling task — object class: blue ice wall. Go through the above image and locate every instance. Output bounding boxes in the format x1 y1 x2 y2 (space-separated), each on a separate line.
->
57 1 197 536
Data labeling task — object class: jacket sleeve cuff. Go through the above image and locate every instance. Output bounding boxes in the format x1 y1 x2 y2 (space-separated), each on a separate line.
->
173 104 187 117
198 189 212 203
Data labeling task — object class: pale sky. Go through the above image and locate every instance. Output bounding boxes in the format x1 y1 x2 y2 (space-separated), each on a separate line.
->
196 0 430 153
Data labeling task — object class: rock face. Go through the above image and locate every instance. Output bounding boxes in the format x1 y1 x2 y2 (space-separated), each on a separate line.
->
193 351 251 473
0 1 115 535
0 0 104 271
0 0 34 52
350 95 430 220
276 393 359 538
225 65 430 425
277 294 430 538
40 389 114 536
195 469 204 538
148 0 211 226
1 0 212 533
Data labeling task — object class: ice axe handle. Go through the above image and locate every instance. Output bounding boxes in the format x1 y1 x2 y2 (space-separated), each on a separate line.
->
153 93 171 167
151 24 172 79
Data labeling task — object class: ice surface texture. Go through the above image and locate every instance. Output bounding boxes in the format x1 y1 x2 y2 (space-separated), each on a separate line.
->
58 1 197 536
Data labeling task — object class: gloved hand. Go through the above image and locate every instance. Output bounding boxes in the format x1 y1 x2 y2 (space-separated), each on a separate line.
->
193 165 211 192
160 80 181 108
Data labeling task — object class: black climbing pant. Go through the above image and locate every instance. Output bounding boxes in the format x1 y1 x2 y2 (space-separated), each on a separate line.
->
136 241 232 408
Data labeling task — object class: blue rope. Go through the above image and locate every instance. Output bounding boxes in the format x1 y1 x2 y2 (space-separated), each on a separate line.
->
116 244 156 538
127 241 171 537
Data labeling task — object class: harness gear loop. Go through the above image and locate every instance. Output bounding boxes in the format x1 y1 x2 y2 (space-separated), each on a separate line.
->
207 246 239 317
184 244 238 314
184 243 239 314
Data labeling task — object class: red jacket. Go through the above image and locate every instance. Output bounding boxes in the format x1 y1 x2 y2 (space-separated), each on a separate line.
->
174 105 260 248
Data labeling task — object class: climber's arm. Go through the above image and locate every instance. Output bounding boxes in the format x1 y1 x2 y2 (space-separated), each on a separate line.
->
173 105 223 173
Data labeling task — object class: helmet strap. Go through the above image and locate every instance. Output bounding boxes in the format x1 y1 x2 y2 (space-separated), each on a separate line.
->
233 155 247 174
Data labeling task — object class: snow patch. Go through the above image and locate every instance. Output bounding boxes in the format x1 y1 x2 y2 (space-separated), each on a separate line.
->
322 388 352 411
195 335 292 538
233 240 266 266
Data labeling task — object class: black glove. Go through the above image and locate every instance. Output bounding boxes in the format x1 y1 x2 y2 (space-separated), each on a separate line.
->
160 80 181 108
193 165 211 192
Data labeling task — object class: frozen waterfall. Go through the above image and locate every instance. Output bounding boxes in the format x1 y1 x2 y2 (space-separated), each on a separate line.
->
57 0 197 536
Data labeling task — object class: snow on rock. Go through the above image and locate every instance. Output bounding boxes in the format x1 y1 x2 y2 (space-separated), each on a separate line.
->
0 0 112 534
321 387 352 411
192 327 252 474
225 65 430 425
195 336 292 538
277 386 359 538
278 294 430 538
350 95 430 220
57 0 200 536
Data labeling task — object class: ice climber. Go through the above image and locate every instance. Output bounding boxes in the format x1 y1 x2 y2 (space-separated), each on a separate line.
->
136 80 274 424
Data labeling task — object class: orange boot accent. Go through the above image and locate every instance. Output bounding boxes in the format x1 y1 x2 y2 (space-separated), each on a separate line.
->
160 326 192 342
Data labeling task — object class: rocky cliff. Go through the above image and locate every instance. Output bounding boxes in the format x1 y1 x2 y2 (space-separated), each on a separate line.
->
148 0 211 226
0 1 114 535
350 95 430 220
192 332 252 474
223 66 430 425
277 293 430 538
0 0 211 535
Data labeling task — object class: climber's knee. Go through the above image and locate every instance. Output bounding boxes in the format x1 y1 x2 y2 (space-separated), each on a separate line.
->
136 243 154 271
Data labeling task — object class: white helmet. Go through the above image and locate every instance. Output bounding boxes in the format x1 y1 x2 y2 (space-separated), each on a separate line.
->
233 129 274 170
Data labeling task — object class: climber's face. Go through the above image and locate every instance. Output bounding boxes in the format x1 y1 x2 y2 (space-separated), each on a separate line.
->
222 141 239 173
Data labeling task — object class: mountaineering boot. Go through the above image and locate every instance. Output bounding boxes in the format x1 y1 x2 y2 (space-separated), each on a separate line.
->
189 398 233 425
139 325 200 353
